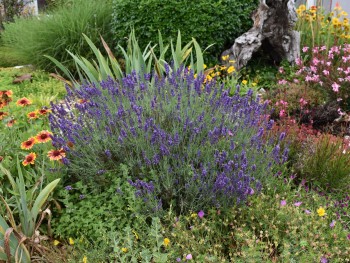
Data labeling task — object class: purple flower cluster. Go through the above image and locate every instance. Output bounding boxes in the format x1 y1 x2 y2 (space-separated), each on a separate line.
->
49 66 287 212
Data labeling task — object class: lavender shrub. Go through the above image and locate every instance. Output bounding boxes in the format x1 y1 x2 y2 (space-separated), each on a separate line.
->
49 66 288 213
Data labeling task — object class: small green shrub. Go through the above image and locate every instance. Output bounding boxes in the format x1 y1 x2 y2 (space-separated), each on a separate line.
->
111 0 258 63
296 134 350 193
0 0 113 72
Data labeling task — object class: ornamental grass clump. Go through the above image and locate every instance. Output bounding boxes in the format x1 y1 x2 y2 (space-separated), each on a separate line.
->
49 66 288 213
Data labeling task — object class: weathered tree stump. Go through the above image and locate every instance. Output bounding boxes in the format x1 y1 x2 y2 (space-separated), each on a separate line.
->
222 0 300 71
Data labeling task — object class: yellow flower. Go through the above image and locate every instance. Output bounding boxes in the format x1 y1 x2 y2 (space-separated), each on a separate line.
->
83 256 87 263
332 17 340 26
194 74 198 79
203 64 207 69
299 4 306 12
229 60 235 64
227 66 235 74
69 237 74 245
222 55 229 61
132 230 139 240
191 213 197 218
252 82 257 87
53 240 60 246
163 238 170 247
121 247 128 253
205 75 213 82
242 80 248 85
340 11 348 17
317 207 326 217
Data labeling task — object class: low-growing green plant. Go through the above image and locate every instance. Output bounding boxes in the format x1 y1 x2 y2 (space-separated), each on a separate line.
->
51 167 142 240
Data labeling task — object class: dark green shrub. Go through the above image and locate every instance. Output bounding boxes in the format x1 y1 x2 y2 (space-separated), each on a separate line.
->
111 0 258 63
0 0 113 72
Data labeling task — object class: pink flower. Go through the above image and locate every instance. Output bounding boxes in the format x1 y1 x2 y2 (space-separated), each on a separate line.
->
278 79 287 85
299 98 307 107
330 220 336 228
326 61 331 66
323 70 329 76
302 46 309 52
186 254 193 260
228 130 233 136
198 210 204 219
294 201 303 207
280 200 287 206
279 67 285 74
279 110 286 118
332 82 340 92
304 209 311 214
293 79 299 83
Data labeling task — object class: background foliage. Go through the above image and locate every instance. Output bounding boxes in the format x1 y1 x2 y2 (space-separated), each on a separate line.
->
111 0 259 64
0 0 113 72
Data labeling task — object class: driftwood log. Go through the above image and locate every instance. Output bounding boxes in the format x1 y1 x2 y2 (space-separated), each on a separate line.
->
222 0 300 71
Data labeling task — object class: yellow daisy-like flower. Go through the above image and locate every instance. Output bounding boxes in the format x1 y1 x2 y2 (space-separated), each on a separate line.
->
340 11 348 17
332 17 340 26
69 237 74 245
222 55 229 61
242 80 248 85
205 75 213 82
53 240 60 246
299 4 306 12
227 66 235 74
163 238 170 247
317 207 326 217
121 247 128 253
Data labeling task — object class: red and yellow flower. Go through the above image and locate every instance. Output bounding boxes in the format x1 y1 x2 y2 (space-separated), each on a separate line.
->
38 108 51 115
16 97 32 107
0 111 8 120
22 152 37 166
27 110 39 120
21 137 37 150
4 90 13 98
36 130 52 143
47 148 66 161
6 119 16 127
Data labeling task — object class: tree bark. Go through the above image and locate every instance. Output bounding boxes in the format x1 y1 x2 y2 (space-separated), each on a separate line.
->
222 0 300 71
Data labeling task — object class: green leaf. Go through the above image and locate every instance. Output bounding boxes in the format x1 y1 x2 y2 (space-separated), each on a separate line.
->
31 179 60 224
